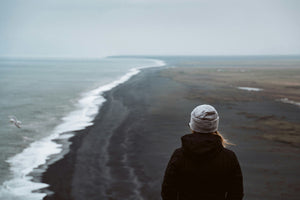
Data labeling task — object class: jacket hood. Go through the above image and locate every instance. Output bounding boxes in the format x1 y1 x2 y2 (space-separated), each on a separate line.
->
181 133 223 160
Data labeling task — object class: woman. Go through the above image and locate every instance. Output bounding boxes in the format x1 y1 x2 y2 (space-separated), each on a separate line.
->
161 104 243 200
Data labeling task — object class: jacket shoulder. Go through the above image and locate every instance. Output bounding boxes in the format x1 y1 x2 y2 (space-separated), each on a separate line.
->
168 148 184 166
222 148 239 160
173 148 183 156
221 148 242 172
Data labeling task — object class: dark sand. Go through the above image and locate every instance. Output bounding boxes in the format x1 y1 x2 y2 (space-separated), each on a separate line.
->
42 66 300 200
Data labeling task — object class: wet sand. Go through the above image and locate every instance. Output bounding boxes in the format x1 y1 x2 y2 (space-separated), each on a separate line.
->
42 65 300 200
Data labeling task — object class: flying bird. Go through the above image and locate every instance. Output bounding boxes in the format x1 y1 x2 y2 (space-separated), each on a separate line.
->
9 115 22 128
23 136 34 141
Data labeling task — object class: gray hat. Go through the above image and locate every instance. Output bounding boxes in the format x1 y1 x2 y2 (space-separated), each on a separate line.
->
189 104 219 133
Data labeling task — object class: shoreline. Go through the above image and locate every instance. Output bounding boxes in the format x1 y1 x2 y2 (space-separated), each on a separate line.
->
41 65 300 199
0 58 166 200
41 67 175 199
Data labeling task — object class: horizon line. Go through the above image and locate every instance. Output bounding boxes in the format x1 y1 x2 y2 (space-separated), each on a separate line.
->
0 54 300 61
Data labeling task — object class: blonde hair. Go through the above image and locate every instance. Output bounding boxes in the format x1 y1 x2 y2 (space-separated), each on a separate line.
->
212 131 234 147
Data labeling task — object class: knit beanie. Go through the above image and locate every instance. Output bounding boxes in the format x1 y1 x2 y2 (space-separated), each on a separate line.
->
189 104 219 133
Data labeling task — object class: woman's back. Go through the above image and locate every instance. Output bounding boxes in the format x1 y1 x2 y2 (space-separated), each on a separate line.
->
161 105 243 200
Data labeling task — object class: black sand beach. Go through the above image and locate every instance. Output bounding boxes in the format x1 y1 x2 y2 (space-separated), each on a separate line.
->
41 62 300 200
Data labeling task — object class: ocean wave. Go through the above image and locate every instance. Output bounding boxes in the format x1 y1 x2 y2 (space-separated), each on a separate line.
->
0 59 166 200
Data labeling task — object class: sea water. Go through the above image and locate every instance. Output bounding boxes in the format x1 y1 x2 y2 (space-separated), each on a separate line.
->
0 57 165 200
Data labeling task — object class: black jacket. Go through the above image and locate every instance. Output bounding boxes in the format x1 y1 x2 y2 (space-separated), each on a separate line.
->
161 133 243 200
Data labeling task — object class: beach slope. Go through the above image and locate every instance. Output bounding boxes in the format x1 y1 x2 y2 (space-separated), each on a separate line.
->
42 66 300 200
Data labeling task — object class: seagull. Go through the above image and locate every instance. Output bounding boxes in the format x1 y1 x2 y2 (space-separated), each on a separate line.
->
23 136 34 141
9 115 22 128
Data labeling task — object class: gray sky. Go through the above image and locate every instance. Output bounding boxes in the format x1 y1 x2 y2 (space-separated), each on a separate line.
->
0 0 299 58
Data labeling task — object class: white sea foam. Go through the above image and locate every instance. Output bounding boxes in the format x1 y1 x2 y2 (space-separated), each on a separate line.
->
237 87 263 92
0 59 166 200
278 98 300 107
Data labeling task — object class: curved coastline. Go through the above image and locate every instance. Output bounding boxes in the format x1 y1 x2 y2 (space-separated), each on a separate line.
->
0 59 166 200
41 66 176 200
41 60 300 200
2 57 300 200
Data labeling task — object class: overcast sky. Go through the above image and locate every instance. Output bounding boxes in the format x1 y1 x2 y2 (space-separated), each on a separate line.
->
0 0 299 58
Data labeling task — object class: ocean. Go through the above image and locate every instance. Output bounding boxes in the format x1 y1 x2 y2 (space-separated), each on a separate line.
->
0 57 165 200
